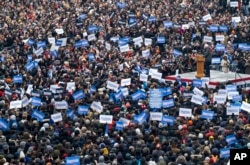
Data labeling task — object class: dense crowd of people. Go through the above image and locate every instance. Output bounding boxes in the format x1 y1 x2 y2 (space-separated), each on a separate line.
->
0 0 250 164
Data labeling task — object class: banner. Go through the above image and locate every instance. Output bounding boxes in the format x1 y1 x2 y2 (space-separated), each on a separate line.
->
192 79 202 87
226 106 240 115
72 90 85 100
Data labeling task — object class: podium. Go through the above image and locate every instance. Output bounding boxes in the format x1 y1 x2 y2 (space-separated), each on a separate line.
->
195 55 205 79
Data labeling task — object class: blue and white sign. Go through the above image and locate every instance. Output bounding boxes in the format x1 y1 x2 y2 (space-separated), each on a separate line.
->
32 110 45 122
226 134 237 145
66 109 75 119
72 90 85 100
215 44 225 51
116 2 126 8
160 87 172 96
74 40 89 48
65 156 80 165
208 25 219 32
78 105 89 115
134 111 149 124
161 115 175 125
37 41 46 49
88 53 95 61
148 16 156 22
162 99 175 108
157 36 166 44
149 89 163 109
131 90 146 101
201 110 214 120
87 25 98 33
25 62 34 71
192 79 202 87
219 26 228 32
27 39 35 46
31 97 42 107
115 121 124 131
13 75 23 83
220 148 230 158
233 95 242 102
226 85 237 92
56 40 63 46
114 90 123 100
4 89 12 96
163 21 173 28
211 58 221 64
0 119 9 131
173 49 182 57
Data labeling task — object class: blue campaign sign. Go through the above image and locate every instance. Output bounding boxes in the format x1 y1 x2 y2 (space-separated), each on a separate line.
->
89 85 96 94
157 36 166 44
226 84 237 92
114 90 123 100
115 121 124 131
27 39 35 46
220 148 230 158
215 44 225 51
65 156 80 165
4 89 12 96
233 95 242 102
219 25 228 32
163 21 173 28
211 57 221 64
173 49 183 57
129 17 137 24
116 2 126 8
25 62 34 71
36 41 46 49
149 89 163 109
200 110 214 120
88 25 98 33
66 109 75 119
78 105 89 115
192 79 202 87
73 90 85 100
238 43 247 50
162 99 175 108
226 134 237 145
208 25 219 32
131 90 146 101
148 16 156 22
13 75 23 84
31 110 45 122
0 119 9 131
51 50 58 57
134 111 149 124
88 53 95 62
56 40 63 46
161 115 175 125
159 87 172 97
31 97 42 107
74 40 89 48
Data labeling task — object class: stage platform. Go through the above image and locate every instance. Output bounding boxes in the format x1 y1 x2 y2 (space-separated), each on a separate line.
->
165 70 250 88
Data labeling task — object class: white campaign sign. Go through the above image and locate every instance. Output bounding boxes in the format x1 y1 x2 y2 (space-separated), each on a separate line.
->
9 100 22 109
121 78 131 86
216 35 225 41
121 87 129 96
133 36 143 44
140 74 148 82
179 108 192 117
144 38 152 46
227 91 239 100
120 44 130 53
106 81 119 91
88 34 96 41
227 106 240 115
241 102 250 113
54 101 68 109
119 117 130 127
203 36 212 43
201 77 210 87
218 89 227 95
99 115 113 124
150 112 163 121
214 95 227 104
66 82 76 91
203 14 212 21
193 87 204 96
230 1 238 7
51 113 63 122
90 101 103 113
191 94 203 105
232 17 241 23
151 72 162 80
